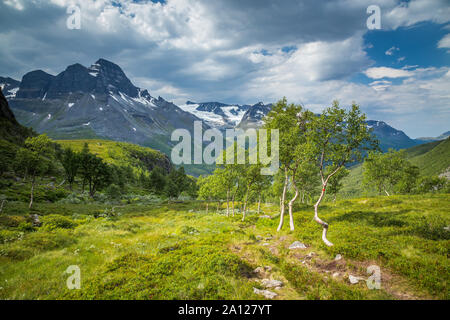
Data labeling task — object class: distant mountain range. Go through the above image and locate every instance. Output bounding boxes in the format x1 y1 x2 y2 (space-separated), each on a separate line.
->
179 101 446 152
2 58 448 158
1 59 205 155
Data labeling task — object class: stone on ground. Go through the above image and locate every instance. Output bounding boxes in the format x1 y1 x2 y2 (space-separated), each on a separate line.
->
261 279 283 288
289 241 307 249
253 288 277 299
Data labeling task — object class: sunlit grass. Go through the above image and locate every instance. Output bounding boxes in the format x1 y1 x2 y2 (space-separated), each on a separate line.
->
0 194 448 300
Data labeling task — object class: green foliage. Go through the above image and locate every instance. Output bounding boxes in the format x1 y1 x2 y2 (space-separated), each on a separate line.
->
0 195 448 299
0 230 23 244
41 214 77 231
363 149 420 196
105 184 122 199
79 143 113 197
59 147 80 190
415 176 449 194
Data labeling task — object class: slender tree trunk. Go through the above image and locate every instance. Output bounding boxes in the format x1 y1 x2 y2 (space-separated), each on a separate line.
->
242 188 249 221
226 190 230 217
206 202 209 214
232 194 235 217
301 192 305 203
216 201 220 213
313 183 333 246
0 200 6 214
288 182 299 231
384 188 390 196
277 168 289 232
257 194 261 215
29 175 36 209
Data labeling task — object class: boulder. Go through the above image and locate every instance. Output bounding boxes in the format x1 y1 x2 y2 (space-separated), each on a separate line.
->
261 279 283 288
289 241 307 250
253 288 277 299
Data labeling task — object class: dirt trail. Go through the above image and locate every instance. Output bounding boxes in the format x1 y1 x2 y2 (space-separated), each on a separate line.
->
230 234 431 300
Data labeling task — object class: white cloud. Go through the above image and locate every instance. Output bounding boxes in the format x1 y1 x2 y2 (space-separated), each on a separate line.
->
438 34 450 49
385 46 399 56
364 67 412 79
4 0 24 10
0 0 449 137
383 0 450 29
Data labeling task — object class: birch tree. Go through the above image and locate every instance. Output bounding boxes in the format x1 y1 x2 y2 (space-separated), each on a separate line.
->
308 101 377 246
264 98 304 231
16 134 54 209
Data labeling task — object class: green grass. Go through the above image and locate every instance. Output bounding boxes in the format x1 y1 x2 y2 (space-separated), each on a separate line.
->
0 194 448 300
407 138 450 176
57 139 170 176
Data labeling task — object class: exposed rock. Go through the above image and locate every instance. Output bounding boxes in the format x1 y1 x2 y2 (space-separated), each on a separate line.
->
253 287 277 299
348 275 364 284
261 279 283 288
264 266 272 272
332 272 340 278
288 241 307 250
254 267 264 274
30 214 41 227
334 254 342 261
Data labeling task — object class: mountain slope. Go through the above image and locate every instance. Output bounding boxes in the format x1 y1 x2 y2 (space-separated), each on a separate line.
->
407 138 450 177
0 88 33 144
57 139 172 174
6 59 205 155
341 138 450 197
0 77 20 99
179 101 249 129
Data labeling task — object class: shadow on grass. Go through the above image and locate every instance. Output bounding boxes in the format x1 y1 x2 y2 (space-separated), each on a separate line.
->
328 209 411 228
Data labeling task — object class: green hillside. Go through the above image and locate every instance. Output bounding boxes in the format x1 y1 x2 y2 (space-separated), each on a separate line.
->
341 138 450 197
57 139 172 175
407 138 450 176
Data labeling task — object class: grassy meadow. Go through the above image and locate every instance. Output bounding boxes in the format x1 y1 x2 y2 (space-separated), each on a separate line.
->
0 194 448 300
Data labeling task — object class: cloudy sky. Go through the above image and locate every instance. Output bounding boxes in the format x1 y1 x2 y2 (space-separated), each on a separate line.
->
1 0 449 138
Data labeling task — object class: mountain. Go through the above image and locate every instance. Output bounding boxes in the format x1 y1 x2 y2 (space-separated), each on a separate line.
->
365 120 419 152
237 102 273 129
406 137 450 177
180 100 423 151
178 101 250 129
6 59 206 155
415 131 450 144
0 77 20 99
0 88 33 144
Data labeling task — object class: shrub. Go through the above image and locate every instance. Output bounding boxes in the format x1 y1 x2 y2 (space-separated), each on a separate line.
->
0 230 23 244
17 222 36 232
41 214 77 231
106 184 122 199
0 247 34 260
0 215 26 228
21 230 76 250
